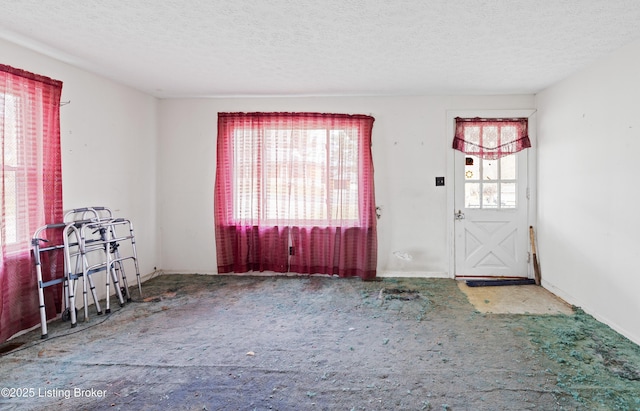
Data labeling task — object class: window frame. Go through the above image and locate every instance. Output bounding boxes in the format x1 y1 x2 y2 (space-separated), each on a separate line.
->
1 92 29 253
463 154 519 210
229 121 363 227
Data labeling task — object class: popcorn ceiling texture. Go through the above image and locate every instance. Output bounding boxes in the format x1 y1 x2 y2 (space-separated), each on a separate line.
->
1 0 640 97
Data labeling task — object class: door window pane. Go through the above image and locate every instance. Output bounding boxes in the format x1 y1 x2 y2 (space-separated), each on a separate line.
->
483 159 498 181
465 157 479 180
501 155 516 180
482 183 499 208
465 183 480 208
501 183 517 208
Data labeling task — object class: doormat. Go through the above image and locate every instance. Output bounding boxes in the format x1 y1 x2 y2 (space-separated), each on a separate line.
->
465 279 536 287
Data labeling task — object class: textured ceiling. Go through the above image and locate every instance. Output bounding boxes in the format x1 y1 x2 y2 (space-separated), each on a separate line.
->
1 1 640 98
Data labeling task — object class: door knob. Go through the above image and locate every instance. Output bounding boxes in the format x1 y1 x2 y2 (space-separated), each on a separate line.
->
455 210 465 220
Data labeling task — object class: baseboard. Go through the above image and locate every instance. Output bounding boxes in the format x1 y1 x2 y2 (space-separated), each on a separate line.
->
378 271 450 278
542 279 640 347
156 270 218 276
157 270 452 279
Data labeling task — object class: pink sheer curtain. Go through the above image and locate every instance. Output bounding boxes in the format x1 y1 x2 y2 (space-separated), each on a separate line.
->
0 65 63 342
215 112 377 280
452 117 530 160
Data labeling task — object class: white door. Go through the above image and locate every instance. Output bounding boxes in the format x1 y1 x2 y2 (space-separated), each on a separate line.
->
454 150 529 278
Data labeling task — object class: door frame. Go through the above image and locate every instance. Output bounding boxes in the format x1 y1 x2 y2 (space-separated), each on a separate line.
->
446 109 537 279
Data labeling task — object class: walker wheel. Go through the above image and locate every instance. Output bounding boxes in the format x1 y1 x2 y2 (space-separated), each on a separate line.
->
61 307 78 322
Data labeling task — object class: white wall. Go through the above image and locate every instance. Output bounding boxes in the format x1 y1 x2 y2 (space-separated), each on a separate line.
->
0 39 160 290
536 40 640 345
157 95 534 276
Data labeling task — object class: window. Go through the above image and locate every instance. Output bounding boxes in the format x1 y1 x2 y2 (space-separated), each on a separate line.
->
214 112 377 279
233 125 360 225
2 94 22 247
464 154 518 209
1 64 63 343
453 117 530 210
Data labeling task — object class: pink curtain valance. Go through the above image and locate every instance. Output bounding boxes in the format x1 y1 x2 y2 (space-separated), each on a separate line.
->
452 117 531 160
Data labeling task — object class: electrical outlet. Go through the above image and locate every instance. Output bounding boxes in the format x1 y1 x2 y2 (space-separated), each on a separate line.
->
435 177 445 186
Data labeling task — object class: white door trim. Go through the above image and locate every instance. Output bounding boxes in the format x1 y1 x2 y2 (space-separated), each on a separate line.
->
445 109 537 279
